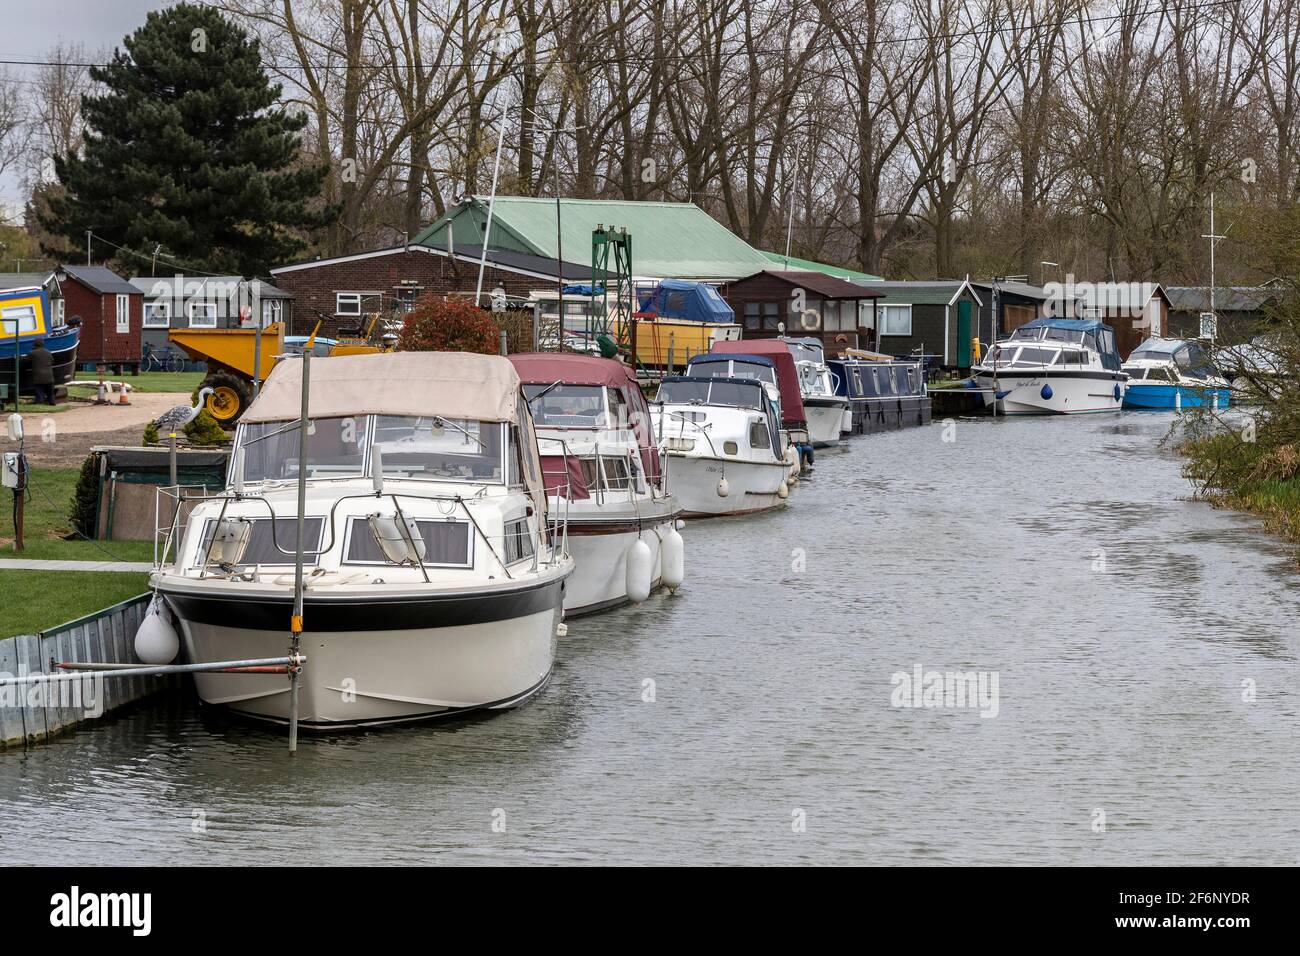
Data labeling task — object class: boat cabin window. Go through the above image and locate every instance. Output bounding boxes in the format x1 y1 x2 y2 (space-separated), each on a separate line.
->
237 416 369 483
524 383 610 428
1 303 39 335
1010 346 1056 366
343 516 471 567
504 514 535 564
195 517 325 568
1122 366 1145 379
749 420 771 448
373 415 504 483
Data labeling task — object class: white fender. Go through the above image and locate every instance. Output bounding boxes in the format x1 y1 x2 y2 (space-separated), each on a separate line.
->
660 527 685 591
716 476 730 498
841 409 853 434
626 538 653 603
135 597 179 665
777 480 789 499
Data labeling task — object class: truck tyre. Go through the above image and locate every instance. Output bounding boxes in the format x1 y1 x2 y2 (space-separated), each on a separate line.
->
202 371 251 425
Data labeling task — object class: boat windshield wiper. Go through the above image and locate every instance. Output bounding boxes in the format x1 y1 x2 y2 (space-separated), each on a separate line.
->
432 416 486 450
527 380 563 406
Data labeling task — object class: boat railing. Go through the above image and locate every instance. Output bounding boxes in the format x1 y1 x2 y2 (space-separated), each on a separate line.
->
154 482 568 582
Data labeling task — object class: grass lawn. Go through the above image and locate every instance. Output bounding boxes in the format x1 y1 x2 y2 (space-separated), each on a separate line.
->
0 569 150 639
2 466 155 562
72 370 205 394
10 401 70 413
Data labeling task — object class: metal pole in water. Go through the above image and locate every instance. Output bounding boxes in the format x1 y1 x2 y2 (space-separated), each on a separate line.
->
289 345 311 753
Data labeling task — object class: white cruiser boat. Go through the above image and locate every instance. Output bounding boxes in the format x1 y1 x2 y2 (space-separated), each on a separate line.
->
782 337 850 446
151 352 573 730
972 318 1128 415
652 374 790 517
510 352 684 616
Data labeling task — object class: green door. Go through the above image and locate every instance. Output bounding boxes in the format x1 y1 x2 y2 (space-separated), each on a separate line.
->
957 299 973 367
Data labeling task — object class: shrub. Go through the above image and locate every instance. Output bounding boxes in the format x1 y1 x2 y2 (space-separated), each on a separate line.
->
398 296 500 354
69 454 99 538
184 409 230 445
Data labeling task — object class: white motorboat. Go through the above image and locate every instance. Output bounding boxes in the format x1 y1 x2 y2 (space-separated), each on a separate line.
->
652 374 790 517
151 352 573 730
782 337 850 446
971 318 1128 414
510 352 684 616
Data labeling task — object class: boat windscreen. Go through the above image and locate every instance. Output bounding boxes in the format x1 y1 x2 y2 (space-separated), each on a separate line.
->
523 383 610 428
657 378 761 408
238 416 369 482
373 415 505 483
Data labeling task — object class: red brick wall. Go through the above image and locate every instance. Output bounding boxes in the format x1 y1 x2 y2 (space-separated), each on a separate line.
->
273 250 551 338
63 280 142 363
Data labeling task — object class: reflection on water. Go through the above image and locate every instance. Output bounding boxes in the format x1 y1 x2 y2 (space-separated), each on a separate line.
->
1 413 1297 865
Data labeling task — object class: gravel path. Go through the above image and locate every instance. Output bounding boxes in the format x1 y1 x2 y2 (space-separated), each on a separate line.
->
1 394 195 469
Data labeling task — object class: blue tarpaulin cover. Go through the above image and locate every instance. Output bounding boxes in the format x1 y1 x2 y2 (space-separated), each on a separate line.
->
637 279 735 323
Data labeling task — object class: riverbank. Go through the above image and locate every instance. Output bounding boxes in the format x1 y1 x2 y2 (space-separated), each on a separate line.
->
1178 429 1300 558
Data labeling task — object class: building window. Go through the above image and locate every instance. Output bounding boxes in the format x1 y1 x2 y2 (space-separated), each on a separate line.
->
143 302 171 328
761 302 780 331
115 294 130 333
394 288 420 313
188 302 218 328
261 299 283 327
880 304 912 336
823 301 841 331
792 301 821 332
336 292 363 316
53 298 65 328
743 302 760 330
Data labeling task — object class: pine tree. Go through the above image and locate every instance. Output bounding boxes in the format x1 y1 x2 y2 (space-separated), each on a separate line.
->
41 3 330 275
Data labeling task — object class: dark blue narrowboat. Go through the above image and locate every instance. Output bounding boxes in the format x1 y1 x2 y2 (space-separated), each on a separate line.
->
827 358 931 435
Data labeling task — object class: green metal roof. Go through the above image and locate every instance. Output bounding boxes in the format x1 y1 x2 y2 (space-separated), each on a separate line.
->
413 197 775 281
759 251 882 281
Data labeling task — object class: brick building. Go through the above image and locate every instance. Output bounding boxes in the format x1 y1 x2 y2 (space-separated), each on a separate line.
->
54 265 143 367
270 244 592 338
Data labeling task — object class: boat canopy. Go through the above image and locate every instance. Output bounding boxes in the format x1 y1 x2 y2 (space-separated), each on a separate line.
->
709 338 806 427
1014 317 1123 371
244 352 522 424
636 279 735 324
508 352 660 484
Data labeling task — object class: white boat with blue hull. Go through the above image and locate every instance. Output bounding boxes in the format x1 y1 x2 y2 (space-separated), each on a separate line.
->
1121 338 1231 410
151 352 573 730
972 318 1128 415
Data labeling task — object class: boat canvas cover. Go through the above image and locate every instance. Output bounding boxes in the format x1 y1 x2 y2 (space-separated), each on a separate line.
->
686 353 775 370
244 351 521 423
708 339 806 427
509 352 660 483
636 279 735 324
1017 317 1123 371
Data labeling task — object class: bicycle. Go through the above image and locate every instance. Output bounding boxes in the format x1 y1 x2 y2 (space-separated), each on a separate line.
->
142 345 186 372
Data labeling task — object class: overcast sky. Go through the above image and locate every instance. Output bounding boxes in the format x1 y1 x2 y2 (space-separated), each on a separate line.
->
2 0 168 210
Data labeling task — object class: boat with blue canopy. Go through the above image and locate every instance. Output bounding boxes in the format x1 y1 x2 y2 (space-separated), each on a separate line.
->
971 317 1127 414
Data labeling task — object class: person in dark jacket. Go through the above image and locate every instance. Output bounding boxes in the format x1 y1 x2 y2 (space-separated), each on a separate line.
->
30 340 54 405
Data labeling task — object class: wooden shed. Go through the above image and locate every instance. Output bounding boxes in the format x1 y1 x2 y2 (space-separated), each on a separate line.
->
717 269 882 354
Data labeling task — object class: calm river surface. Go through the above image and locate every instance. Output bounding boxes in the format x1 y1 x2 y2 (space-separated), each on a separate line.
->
2 412 1297 865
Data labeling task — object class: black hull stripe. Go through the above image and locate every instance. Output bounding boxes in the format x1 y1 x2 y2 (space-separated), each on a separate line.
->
163 577 565 631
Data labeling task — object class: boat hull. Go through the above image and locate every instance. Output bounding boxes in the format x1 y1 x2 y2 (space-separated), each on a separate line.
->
0 326 80 394
665 454 788 517
160 577 565 729
973 370 1126 415
844 395 932 433
562 508 678 615
1123 382 1230 410
804 398 848 447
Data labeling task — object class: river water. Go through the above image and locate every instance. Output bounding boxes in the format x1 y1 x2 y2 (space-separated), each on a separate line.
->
2 412 1296 865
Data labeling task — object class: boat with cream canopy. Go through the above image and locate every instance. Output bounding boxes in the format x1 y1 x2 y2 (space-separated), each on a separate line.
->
150 351 572 730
